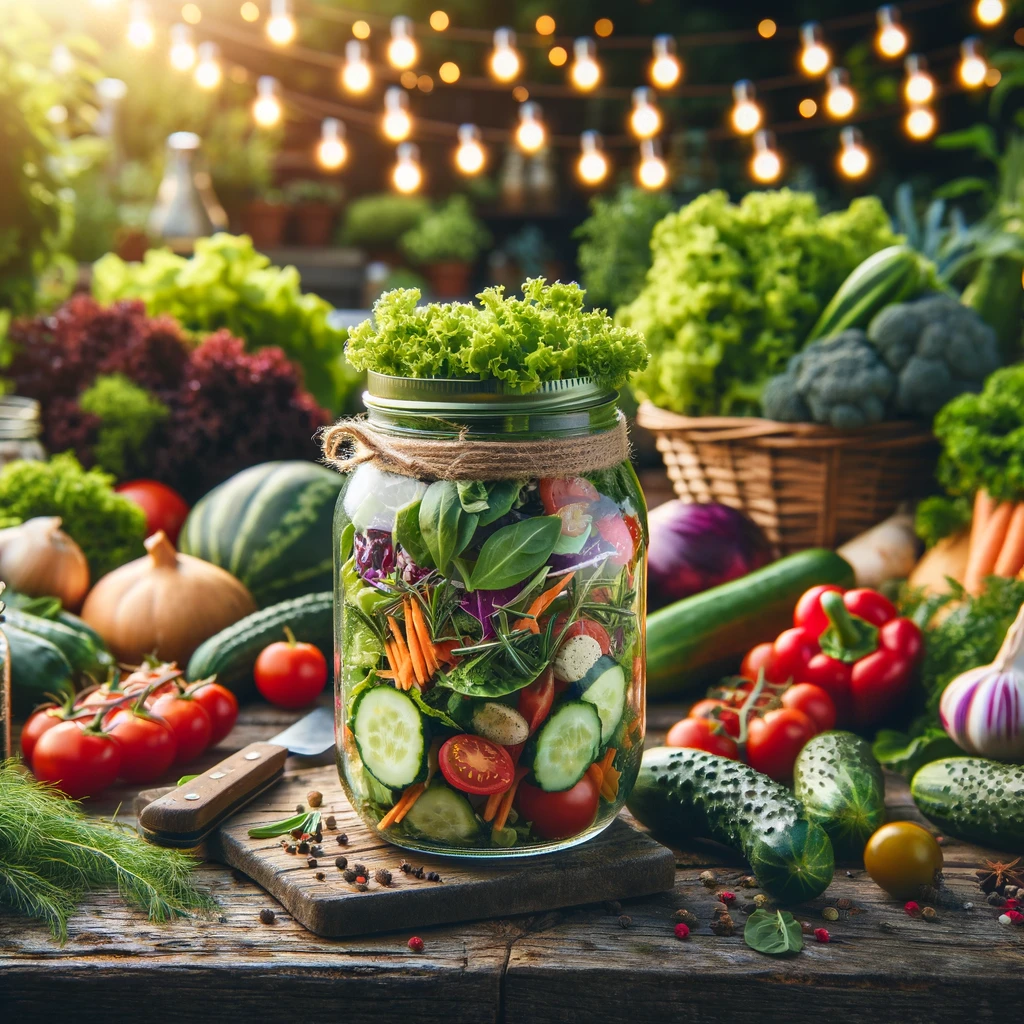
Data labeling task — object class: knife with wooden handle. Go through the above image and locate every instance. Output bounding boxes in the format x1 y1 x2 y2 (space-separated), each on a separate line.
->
138 706 335 848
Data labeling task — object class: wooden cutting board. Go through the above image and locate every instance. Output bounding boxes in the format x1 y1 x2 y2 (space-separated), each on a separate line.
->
162 765 676 938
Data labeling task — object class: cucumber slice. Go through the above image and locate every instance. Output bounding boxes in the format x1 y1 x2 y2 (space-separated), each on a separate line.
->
401 782 479 845
532 700 602 792
351 685 428 789
576 656 627 745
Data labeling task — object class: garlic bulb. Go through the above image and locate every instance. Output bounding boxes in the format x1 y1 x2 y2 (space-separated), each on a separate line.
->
940 602 1024 761
0 517 90 610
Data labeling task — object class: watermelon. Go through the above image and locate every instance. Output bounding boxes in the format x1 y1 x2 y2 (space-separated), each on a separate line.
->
179 461 343 607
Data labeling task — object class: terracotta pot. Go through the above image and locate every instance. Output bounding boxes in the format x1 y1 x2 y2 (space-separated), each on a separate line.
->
244 200 289 250
426 261 472 299
293 202 337 247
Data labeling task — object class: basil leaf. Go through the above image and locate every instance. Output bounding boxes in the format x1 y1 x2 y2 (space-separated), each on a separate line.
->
477 480 523 527
743 909 803 956
394 499 434 568
419 481 479 574
339 522 355 561
457 480 490 514
469 516 561 591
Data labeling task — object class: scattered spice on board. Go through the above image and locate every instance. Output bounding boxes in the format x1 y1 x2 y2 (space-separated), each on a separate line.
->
307 857 317 869
998 911 1024 926
618 915 632 929
408 936 425 952
343 869 357 883
335 856 348 870
673 909 699 927
259 909 275 925
800 921 814 935
822 907 839 922
298 841 309 854
315 871 325 881
814 928 831 943
738 876 758 889
836 897 852 910
987 893 1007 908
375 868 393 886
325 815 337 830
718 891 736 904
878 921 899 934
904 901 921 917
337 833 349 845
976 858 1024 893
353 863 367 875
699 870 718 889
710 913 735 937
753 894 770 908
921 907 938 921
295 804 305 814
285 844 296 854
307 791 323 808
673 922 690 940
355 882 369 892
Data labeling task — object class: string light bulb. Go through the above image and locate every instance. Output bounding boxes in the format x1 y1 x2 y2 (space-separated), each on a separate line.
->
730 80 762 134
959 37 988 88
904 54 935 104
194 42 223 89
577 130 609 185
454 123 486 175
905 104 937 139
637 139 668 190
50 44 75 77
975 0 1005 26
392 142 422 193
340 40 372 94
799 22 831 76
876 6 908 58
570 37 601 91
750 130 782 183
825 67 856 118
127 2 155 49
649 35 681 90
388 16 418 70
169 24 197 71
381 87 412 142
252 75 282 128
630 87 662 139
838 126 870 178
515 101 546 153
490 28 521 82
317 117 348 170
266 0 297 46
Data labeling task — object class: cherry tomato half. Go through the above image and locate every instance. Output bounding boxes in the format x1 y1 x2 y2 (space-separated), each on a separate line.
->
115 480 190 546
254 635 329 710
780 683 836 733
107 707 178 783
149 692 212 764
518 668 555 735
863 821 943 899
740 642 775 683
665 716 739 759
515 775 600 840
687 698 741 737
439 734 515 795
555 616 612 655
746 707 817 782
596 514 635 567
32 720 122 799
187 680 239 745
539 477 599 515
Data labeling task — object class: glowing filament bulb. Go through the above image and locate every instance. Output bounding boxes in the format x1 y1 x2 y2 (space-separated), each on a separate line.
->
490 27 520 82
630 87 662 139
975 0 1005 26
317 118 348 170
455 123 486 175
341 40 372 94
570 37 601 91
905 104 936 139
838 127 870 178
127 2 155 49
649 35 681 89
876 6 908 58
382 87 412 142
392 142 422 193
904 54 934 104
577 130 609 185
194 42 223 89
825 68 856 118
266 0 297 46
515 101 546 153
960 37 988 88
730 80 762 134
169 24 197 71
750 130 782 183
637 139 668 190
800 22 830 76
388 16 417 70
253 75 282 128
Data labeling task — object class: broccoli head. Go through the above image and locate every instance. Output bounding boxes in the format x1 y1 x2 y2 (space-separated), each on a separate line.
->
867 294 1001 419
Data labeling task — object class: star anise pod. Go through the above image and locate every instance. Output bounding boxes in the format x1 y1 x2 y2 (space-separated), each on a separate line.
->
976 858 1024 894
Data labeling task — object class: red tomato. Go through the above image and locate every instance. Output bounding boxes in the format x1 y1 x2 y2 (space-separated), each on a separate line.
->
746 707 817 782
32 720 122 799
596 514 634 566
665 716 739 759
688 698 741 737
149 692 212 763
771 627 817 684
115 480 190 546
107 708 178 783
515 775 600 840
122 665 181 701
780 683 836 732
254 636 328 709
518 668 555 735
554 616 612 655
803 653 854 723
843 588 897 627
20 704 77 763
555 502 592 537
76 680 132 710
539 477 599 514
793 584 845 639
439 734 515 795
740 642 775 683
187 680 239 744
623 513 643 552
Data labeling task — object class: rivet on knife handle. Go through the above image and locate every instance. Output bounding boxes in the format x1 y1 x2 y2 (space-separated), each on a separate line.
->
138 742 287 841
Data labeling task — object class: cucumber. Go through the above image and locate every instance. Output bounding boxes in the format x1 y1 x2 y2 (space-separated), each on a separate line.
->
646 549 854 699
5 625 75 714
793 731 885 860
351 685 428 790
911 757 1024 853
55 610 108 654
2 608 109 678
400 782 479 845
186 592 333 693
573 655 627 745
628 747 835 903
531 700 602 792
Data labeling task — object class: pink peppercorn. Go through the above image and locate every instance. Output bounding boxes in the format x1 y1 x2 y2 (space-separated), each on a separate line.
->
718 891 736 903
673 922 690 940
903 901 920 916
1004 898 1020 909
998 910 1024 926
814 928 830 943
408 936 425 952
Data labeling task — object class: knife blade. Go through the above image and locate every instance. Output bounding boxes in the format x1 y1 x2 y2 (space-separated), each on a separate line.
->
138 706 336 848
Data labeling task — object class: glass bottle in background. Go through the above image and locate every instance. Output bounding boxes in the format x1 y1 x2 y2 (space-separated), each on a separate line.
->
0 397 46 469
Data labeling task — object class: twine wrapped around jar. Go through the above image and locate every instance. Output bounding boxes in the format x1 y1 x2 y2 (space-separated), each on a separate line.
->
321 412 630 482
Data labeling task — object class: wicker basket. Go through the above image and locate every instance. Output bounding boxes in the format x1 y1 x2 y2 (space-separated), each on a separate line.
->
636 402 938 554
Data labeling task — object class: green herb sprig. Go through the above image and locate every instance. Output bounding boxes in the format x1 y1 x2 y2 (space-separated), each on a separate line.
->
248 810 321 840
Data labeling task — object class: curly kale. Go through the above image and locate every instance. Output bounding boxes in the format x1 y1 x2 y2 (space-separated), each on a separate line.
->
78 374 169 479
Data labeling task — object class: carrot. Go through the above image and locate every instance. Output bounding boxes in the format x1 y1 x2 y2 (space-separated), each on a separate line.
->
387 615 415 690
598 747 617 776
403 603 428 687
969 490 998 559
965 501 1014 595
994 503 1024 577
408 599 438 675
514 571 576 633
375 670 398 681
586 763 604 789
482 790 504 822
378 783 425 829
384 640 405 687
600 763 621 802
492 769 528 832
434 638 463 665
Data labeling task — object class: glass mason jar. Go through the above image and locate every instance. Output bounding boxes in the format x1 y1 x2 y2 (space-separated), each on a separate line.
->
333 373 647 858
0 397 46 470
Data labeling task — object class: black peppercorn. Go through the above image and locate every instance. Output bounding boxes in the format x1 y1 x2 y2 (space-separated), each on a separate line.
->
400 861 412 873
259 908 275 925
353 863 366 875
335 856 348 870
315 871 325 881
355 882 369 892
325 815 337 830
307 857 318 868
617 915 632 929
285 844 297 854
337 833 348 845
343 869 357 883
298 841 309 854
295 803 305 814
375 868 393 886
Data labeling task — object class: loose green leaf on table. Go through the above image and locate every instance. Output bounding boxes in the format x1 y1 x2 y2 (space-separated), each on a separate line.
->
469 516 561 591
744 909 804 956
420 481 478 574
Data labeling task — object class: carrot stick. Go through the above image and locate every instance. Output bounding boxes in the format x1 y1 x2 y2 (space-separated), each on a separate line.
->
492 769 528 832
384 640 403 685
965 501 1014 595
375 670 398 680
586 763 604 789
408 600 438 674
378 782 426 829
482 790 503 822
403 602 428 687
598 747 617 776
600 764 621 802
514 571 577 633
387 615 415 689
994 503 1024 577
969 490 998 559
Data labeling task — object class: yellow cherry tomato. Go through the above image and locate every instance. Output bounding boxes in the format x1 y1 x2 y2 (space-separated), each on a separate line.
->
863 821 943 899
